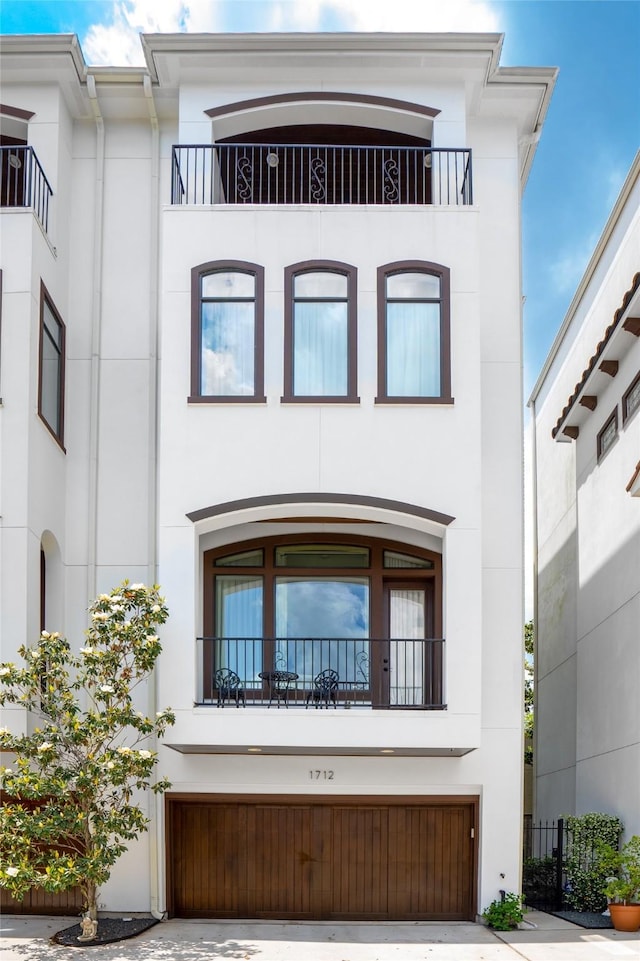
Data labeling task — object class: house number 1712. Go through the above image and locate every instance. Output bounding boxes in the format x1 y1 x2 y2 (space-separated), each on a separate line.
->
309 769 334 780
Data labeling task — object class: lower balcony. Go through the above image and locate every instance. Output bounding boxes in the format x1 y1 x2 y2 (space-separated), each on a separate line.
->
0 145 52 235
196 637 445 710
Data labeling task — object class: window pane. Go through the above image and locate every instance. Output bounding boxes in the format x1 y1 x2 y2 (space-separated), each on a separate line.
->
275 577 369 684
294 302 348 395
201 301 255 395
41 327 61 434
387 272 440 300
215 575 263 683
275 545 369 568
625 375 640 419
599 417 617 457
294 272 347 299
202 271 255 299
383 550 434 569
215 549 264 567
386 302 440 396
43 302 62 347
389 588 425 706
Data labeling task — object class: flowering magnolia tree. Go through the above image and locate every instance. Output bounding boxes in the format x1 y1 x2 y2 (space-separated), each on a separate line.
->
0 583 174 929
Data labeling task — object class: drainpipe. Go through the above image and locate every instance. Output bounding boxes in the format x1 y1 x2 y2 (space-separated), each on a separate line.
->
86 75 104 602
143 72 165 923
529 398 539 821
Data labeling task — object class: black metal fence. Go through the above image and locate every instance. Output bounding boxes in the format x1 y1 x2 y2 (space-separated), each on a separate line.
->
0 145 53 234
196 636 446 709
523 817 567 911
172 144 472 206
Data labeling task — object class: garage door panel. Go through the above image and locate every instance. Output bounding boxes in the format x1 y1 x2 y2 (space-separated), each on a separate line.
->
168 796 477 921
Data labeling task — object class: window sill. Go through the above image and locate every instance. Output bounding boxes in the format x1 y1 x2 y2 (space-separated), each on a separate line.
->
188 395 267 405
375 396 454 406
280 396 361 405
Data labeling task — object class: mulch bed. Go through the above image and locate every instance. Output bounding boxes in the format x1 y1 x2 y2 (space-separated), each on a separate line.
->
551 910 613 929
51 917 158 947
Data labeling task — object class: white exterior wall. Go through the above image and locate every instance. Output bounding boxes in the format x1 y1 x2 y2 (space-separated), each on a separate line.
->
0 33 553 917
532 156 640 837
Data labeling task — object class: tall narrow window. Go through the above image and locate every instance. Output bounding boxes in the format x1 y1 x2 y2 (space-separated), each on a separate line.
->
283 261 358 402
376 261 451 403
622 371 640 423
38 282 65 446
190 261 264 401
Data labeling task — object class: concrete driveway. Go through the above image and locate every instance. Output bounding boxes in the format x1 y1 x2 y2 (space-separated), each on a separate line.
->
1 911 638 961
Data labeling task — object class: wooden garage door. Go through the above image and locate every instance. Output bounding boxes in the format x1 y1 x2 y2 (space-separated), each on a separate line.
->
167 795 477 920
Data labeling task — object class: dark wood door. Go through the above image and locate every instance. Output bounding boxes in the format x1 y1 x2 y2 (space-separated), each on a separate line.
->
167 796 476 920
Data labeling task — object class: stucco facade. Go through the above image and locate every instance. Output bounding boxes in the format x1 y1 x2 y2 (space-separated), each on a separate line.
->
0 32 555 919
530 152 640 838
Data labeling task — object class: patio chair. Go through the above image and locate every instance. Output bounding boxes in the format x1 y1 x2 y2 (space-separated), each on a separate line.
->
306 669 339 709
214 668 246 708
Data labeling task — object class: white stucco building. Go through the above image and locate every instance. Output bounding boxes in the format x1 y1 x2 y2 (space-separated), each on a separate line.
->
0 31 555 920
529 152 639 838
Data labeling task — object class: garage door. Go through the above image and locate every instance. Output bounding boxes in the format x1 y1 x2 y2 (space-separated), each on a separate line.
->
167 795 477 920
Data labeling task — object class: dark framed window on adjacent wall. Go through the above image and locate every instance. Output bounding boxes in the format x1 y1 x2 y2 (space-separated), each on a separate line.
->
38 282 65 448
622 371 640 424
597 408 618 461
376 260 452 404
190 260 265 402
283 260 358 402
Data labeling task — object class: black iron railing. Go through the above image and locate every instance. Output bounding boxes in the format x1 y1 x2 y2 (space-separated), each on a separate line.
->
196 636 446 708
0 145 53 234
172 144 472 206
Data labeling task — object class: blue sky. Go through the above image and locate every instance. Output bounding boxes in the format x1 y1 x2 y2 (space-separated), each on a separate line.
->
1 0 639 394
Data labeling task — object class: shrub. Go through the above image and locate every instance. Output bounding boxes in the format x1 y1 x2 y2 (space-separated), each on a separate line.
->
522 855 557 907
563 813 622 912
483 892 524 930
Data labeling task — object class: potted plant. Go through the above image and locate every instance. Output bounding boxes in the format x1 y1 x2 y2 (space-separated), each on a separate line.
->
600 835 640 932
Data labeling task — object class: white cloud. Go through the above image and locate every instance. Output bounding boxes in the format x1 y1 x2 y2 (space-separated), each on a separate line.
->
82 0 500 66
268 0 500 32
549 231 599 296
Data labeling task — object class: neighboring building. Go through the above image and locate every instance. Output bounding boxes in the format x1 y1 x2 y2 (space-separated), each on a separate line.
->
529 152 640 838
0 32 555 920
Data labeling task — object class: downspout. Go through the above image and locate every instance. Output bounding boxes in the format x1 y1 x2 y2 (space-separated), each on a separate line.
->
529 397 539 821
86 75 104 602
143 72 165 923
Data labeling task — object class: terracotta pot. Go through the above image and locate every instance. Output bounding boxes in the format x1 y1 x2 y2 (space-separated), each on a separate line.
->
608 902 640 932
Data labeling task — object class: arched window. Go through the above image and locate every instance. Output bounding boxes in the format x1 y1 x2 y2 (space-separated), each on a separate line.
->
190 260 265 402
283 261 358 402
376 261 452 403
201 534 443 709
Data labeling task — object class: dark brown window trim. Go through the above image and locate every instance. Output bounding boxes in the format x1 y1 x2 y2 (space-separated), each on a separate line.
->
376 260 452 404
190 260 264 402
282 260 358 403
38 281 66 452
205 92 440 120
0 102 35 121
622 370 640 424
597 407 618 462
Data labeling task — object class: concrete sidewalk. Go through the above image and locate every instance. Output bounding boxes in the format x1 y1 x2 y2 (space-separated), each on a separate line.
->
1 911 638 961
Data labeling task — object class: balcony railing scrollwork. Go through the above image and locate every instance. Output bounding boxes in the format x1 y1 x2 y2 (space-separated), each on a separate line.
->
196 636 446 709
0 145 53 235
172 144 472 207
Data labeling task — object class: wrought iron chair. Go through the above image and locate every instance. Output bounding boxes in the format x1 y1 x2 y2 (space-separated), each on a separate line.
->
306 669 339 709
214 668 246 708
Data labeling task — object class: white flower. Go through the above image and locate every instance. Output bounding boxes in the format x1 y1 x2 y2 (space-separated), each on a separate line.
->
79 648 94 655
92 612 109 621
5 867 19 877
100 685 114 694
110 595 124 603
38 742 53 751
29 650 40 660
106 761 115 770
0 727 9 736
146 635 159 644
117 746 132 755
1 767 13 774
41 630 50 639
138 750 152 759
0 668 11 677
99 594 110 601
151 605 161 613
130 583 145 590
123 621 131 629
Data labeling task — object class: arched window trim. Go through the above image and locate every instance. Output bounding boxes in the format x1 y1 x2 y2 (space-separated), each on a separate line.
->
282 259 359 404
376 260 453 405
189 259 265 403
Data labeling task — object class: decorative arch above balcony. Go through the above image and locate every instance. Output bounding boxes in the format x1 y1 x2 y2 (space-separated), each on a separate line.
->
205 91 440 122
186 492 455 534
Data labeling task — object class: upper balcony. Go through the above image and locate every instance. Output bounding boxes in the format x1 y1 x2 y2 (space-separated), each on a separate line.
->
0 145 53 236
171 144 473 207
